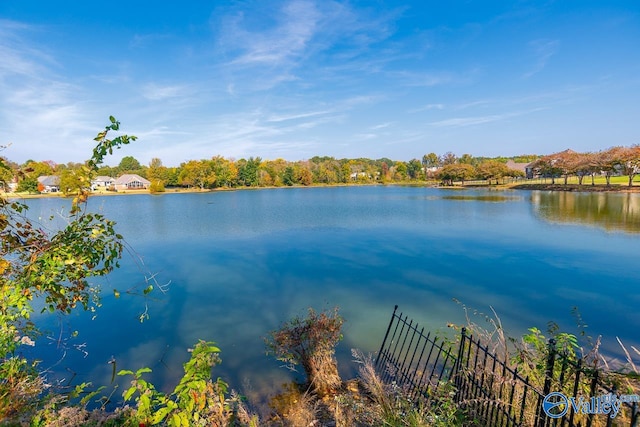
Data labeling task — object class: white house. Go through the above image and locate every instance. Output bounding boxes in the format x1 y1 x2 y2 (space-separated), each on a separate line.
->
91 176 116 191
37 175 60 193
114 174 151 191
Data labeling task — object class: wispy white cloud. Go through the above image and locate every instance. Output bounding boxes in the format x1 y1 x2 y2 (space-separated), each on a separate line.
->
130 32 172 49
0 20 56 80
523 39 559 78
266 110 333 123
454 99 493 110
141 83 192 101
429 114 506 128
370 122 392 130
409 103 445 113
429 108 546 128
395 71 459 87
0 22 101 162
220 0 320 67
213 0 401 92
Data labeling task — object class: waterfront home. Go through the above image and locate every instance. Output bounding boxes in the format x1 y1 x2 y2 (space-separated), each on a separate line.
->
114 174 151 191
505 160 532 179
91 176 116 191
37 175 60 193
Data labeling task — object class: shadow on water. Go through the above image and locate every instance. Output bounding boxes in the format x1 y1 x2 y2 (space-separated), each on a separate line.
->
531 191 640 233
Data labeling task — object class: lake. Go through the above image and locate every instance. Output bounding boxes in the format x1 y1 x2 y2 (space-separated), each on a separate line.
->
23 186 640 403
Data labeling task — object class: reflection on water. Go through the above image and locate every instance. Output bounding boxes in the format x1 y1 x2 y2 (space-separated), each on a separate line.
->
441 195 522 202
20 187 640 402
532 191 640 233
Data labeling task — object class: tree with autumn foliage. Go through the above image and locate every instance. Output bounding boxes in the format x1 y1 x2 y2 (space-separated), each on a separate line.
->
476 160 509 185
612 145 640 187
437 163 475 185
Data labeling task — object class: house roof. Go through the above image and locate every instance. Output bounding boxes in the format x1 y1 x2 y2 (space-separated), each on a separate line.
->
505 160 530 173
115 174 151 185
37 175 60 186
93 175 115 182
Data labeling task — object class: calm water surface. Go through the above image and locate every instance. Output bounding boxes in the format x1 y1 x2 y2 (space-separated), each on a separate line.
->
23 186 640 401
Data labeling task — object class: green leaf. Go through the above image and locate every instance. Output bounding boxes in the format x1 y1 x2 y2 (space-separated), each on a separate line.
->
109 116 116 124
123 386 136 401
117 369 134 376
139 393 151 411
171 413 182 427
136 367 152 375
152 406 172 424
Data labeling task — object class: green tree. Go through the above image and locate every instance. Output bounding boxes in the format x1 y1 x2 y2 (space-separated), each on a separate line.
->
59 168 85 195
117 155 143 176
237 157 261 187
0 116 137 420
96 165 116 177
209 156 238 188
22 160 53 179
179 160 214 189
261 159 288 187
459 153 476 166
147 157 168 184
165 167 181 187
407 159 423 180
283 166 295 186
393 161 408 181
16 177 38 193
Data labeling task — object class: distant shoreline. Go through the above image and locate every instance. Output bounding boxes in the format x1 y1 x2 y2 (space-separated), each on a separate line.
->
1 183 381 200
510 183 640 193
4 181 640 200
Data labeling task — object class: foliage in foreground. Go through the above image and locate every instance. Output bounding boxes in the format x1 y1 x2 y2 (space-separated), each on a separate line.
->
116 340 258 427
0 117 136 422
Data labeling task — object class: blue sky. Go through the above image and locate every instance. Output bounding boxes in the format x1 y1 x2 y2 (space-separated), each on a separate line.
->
1 1 639 167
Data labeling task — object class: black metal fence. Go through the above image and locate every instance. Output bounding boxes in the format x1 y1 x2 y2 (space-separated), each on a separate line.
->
375 305 639 427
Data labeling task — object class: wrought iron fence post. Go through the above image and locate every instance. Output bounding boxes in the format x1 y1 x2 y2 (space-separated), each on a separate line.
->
376 305 398 369
452 327 467 402
536 338 557 427
542 338 557 396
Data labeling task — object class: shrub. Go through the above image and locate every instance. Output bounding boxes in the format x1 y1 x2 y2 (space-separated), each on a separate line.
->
265 307 344 398
149 180 165 193
118 340 258 426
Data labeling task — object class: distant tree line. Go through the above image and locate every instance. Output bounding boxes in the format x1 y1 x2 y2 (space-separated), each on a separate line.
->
0 153 531 193
528 146 640 187
2 145 638 193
